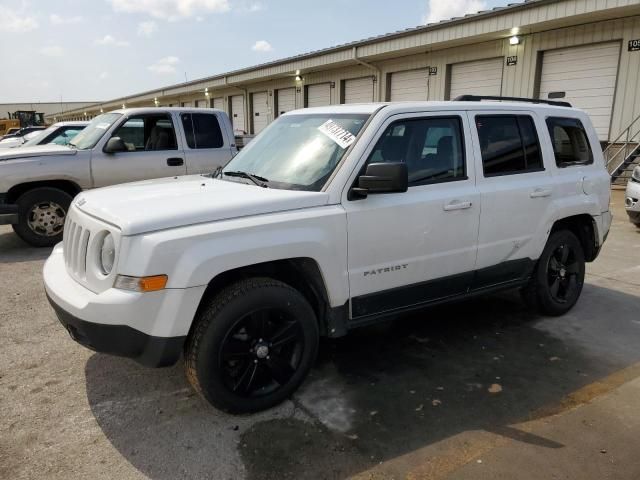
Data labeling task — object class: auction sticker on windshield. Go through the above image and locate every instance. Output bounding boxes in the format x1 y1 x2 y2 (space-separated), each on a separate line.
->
318 120 356 149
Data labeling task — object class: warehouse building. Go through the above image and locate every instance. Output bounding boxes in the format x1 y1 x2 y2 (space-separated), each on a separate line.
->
54 0 640 146
3 102 100 119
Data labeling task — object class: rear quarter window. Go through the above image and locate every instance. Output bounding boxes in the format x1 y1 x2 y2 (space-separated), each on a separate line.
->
546 117 594 167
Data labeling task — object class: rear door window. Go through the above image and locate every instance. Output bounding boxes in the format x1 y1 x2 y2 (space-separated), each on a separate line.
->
476 115 543 176
181 113 224 149
546 117 593 167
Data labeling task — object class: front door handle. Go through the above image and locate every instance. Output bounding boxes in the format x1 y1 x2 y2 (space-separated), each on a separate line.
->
166 157 184 166
530 188 552 198
443 200 473 211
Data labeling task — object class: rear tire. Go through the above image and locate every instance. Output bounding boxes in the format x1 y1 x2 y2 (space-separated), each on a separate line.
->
523 230 585 316
184 277 319 413
12 188 72 247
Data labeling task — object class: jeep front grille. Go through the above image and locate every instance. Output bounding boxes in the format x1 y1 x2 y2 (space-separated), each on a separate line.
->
63 218 90 278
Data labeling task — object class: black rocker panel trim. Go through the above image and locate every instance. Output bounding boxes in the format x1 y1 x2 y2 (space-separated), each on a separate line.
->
471 258 535 291
350 258 535 321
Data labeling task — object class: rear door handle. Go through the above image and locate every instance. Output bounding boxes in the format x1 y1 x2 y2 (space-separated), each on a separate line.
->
166 157 184 167
530 188 552 198
443 200 473 211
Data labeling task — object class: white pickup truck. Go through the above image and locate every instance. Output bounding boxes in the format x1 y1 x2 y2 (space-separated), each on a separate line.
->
0 107 239 246
44 98 611 414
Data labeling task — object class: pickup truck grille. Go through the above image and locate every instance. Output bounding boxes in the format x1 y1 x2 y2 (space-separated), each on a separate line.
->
64 218 90 278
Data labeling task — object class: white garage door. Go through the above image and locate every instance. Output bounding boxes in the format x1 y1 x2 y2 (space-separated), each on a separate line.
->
539 42 620 140
181 101 194 107
344 77 374 103
306 83 331 107
230 95 246 132
390 68 429 101
276 88 296 116
195 100 205 108
212 97 224 110
252 91 269 134
449 58 504 99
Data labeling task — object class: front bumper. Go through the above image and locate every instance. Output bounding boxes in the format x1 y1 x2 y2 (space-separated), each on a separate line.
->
44 244 206 367
47 293 184 367
625 179 640 225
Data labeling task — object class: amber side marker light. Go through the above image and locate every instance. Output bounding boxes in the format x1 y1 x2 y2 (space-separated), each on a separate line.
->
114 275 168 292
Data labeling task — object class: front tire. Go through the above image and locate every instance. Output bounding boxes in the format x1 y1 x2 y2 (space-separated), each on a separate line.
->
12 187 72 247
184 278 319 413
523 230 585 316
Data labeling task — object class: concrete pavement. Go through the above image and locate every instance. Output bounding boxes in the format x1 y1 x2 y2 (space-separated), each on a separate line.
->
1 189 638 480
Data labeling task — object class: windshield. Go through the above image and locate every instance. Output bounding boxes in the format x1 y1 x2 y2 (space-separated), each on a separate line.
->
70 113 121 150
222 113 369 191
21 125 56 146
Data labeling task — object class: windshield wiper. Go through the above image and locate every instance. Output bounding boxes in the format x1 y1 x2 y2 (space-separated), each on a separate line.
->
223 170 269 188
211 165 223 178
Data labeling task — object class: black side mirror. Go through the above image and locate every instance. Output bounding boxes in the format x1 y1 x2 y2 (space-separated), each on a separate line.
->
352 162 408 197
104 136 127 153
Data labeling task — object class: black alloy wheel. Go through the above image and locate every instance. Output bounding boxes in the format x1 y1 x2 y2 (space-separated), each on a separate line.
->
184 277 319 413
546 242 581 304
523 229 585 316
219 308 305 397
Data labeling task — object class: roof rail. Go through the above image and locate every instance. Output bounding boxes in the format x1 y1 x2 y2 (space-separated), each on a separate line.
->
453 95 572 108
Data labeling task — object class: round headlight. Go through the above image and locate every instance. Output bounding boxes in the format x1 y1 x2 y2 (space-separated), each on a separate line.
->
99 233 115 275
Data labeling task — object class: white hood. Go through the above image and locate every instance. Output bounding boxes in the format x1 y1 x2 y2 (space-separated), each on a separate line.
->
0 144 77 160
76 175 330 235
0 138 23 149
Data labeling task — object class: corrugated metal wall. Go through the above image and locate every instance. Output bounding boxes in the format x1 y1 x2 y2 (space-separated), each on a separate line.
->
56 11 640 141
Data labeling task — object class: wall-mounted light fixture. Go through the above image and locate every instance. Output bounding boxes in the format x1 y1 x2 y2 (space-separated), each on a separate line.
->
204 87 209 97
295 75 303 82
122 104 126 109
100 108 104 113
509 35 521 45
154 97 159 107
83 112 87 116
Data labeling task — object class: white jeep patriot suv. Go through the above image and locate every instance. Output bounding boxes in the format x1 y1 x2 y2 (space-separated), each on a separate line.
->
44 97 612 413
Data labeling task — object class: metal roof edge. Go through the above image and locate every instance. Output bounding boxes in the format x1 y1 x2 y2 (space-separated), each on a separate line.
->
59 0 556 112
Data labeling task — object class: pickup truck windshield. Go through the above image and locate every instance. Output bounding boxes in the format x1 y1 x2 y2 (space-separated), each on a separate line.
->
69 113 121 150
222 113 369 191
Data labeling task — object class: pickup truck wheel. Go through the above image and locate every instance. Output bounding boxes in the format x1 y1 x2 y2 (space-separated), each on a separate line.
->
12 188 72 247
523 230 585 316
184 277 319 413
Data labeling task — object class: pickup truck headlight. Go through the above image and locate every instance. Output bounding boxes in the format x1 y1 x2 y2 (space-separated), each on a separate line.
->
632 166 640 183
99 233 115 275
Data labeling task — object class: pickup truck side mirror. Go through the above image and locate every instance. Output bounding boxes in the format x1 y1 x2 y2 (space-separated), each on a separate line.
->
104 136 127 153
352 162 408 197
